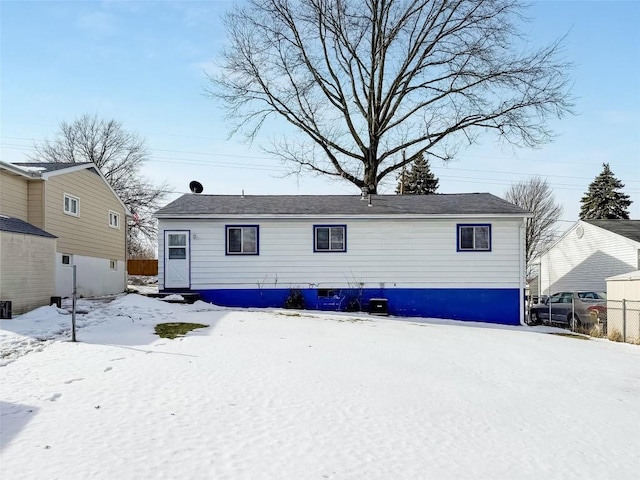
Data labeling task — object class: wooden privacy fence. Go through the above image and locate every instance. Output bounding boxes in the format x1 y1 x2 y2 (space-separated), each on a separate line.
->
128 259 158 276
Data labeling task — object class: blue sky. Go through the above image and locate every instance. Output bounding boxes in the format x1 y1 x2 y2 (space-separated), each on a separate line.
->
1 0 639 226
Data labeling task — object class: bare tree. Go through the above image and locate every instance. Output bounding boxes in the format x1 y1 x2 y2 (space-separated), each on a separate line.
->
505 176 563 273
210 0 573 193
30 114 170 256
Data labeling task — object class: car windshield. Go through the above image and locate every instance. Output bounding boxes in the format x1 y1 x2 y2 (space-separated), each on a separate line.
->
577 292 606 300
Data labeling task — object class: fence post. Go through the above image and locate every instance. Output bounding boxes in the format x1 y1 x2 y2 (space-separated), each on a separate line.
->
622 299 626 343
71 265 77 342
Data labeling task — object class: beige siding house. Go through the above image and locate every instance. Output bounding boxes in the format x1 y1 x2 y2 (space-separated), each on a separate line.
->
0 161 129 310
606 271 640 344
0 216 57 315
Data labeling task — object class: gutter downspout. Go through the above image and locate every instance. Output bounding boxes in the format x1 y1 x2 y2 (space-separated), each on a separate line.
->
519 219 527 326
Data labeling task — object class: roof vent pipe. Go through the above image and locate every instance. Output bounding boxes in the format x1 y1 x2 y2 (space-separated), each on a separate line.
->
360 186 368 199
368 193 372 207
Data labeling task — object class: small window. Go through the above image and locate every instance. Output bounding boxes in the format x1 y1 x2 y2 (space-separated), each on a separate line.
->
64 194 79 217
314 225 346 252
109 211 120 229
109 259 117 270
167 233 188 259
318 289 339 298
457 224 491 252
226 225 259 255
61 254 72 266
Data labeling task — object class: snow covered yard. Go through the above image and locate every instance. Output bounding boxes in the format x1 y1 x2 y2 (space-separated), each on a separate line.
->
1 295 638 480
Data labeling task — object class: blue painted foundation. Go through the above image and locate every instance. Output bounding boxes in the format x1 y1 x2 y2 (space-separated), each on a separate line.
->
188 287 521 325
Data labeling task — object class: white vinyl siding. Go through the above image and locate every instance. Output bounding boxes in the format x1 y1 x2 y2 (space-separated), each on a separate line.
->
538 221 640 295
159 217 522 290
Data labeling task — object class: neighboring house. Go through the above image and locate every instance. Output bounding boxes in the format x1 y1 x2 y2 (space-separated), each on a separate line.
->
0 161 128 302
0 215 57 315
606 270 640 343
534 219 640 295
155 193 529 325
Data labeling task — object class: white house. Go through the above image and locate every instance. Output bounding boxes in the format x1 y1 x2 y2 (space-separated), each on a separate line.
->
155 193 529 325
535 219 640 295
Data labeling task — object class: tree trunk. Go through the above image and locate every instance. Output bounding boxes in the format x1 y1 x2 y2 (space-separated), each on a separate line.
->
363 149 378 194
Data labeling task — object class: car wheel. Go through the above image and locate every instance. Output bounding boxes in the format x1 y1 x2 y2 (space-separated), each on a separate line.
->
568 314 581 331
530 311 540 325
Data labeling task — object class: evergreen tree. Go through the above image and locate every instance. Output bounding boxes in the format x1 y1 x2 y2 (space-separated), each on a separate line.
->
396 153 439 195
579 163 632 219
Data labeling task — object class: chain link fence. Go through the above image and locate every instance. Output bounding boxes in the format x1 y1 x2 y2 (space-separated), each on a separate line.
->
606 300 640 344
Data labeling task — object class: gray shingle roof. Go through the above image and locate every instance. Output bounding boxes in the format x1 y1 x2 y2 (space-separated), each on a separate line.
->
585 219 640 243
155 193 528 217
13 162 93 173
0 216 57 238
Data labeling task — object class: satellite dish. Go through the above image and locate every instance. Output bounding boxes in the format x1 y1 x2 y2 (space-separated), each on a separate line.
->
189 181 204 194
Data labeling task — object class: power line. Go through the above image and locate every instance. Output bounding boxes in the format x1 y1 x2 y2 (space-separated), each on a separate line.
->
3 127 640 169
3 139 639 189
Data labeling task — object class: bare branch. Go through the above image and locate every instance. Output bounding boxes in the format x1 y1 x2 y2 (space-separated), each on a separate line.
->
30 114 171 255
504 176 564 274
209 0 574 192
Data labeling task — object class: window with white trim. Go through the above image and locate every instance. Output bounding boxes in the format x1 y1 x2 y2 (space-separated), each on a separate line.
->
457 224 491 251
61 254 72 266
167 233 188 259
64 194 79 216
109 211 120 229
226 225 259 255
314 225 346 252
109 259 117 270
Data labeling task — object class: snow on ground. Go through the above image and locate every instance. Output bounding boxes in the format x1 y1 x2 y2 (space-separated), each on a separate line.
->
1 295 638 480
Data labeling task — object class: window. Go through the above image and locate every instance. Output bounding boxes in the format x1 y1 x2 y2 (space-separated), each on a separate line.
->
109 259 117 270
549 292 575 304
64 194 79 217
314 225 346 252
167 233 188 259
61 254 72 266
226 225 259 255
109 211 120 229
457 224 491 252
318 289 339 298
560 292 574 303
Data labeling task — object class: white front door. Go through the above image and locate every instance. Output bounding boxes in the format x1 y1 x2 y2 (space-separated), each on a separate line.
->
164 231 190 289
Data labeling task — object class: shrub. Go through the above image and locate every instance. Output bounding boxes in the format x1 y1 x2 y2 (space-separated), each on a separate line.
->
589 324 605 338
284 288 305 309
608 329 623 343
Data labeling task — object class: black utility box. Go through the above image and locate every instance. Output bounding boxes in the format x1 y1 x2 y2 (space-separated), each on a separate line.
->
0 301 12 319
50 296 62 308
369 298 389 315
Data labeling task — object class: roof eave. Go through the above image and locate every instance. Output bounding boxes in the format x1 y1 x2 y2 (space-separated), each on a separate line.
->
0 161 42 178
155 212 530 220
